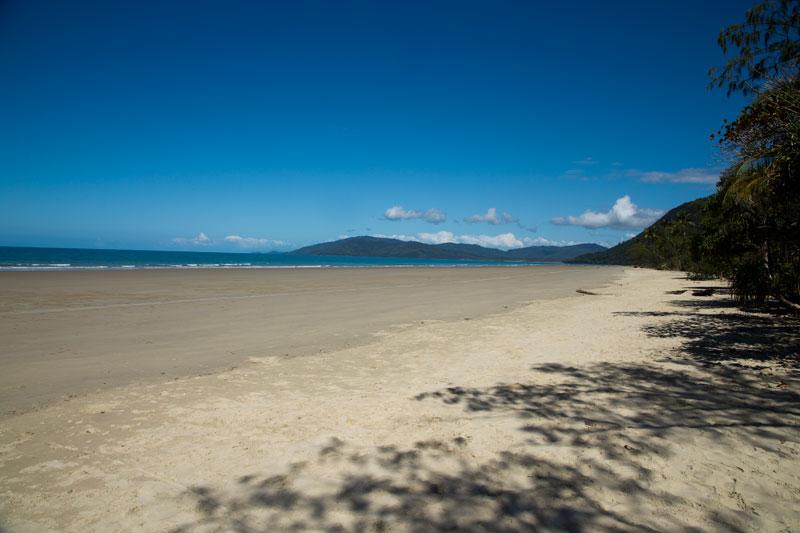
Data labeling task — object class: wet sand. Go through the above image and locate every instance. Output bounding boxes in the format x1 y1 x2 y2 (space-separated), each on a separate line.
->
0 266 619 414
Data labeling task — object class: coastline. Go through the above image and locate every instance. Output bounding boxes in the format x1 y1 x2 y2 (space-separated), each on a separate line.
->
0 263 560 272
0 244 573 271
0 265 620 415
1 267 798 531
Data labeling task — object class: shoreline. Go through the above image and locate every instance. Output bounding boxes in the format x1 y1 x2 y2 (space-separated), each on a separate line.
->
0 262 569 272
1 268 798 531
0 265 621 416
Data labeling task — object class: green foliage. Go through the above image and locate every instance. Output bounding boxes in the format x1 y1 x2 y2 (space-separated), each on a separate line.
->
709 0 800 96
575 2 800 311
704 79 800 307
706 1 800 309
568 198 714 272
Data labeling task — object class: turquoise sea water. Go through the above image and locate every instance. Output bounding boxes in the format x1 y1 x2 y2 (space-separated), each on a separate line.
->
0 246 553 270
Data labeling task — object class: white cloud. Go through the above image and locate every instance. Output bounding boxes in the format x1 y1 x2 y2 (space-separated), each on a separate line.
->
223 235 285 249
464 207 537 232
172 232 286 249
458 232 529 249
172 232 212 246
551 196 664 230
373 231 575 250
374 232 450 245
572 157 597 165
631 167 719 184
464 207 518 225
384 206 446 224
522 236 577 247
414 231 456 245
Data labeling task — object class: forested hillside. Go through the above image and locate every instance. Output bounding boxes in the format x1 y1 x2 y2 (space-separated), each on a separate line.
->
576 0 800 310
568 198 712 271
290 236 605 262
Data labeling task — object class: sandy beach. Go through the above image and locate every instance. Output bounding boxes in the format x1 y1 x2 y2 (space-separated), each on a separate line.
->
1 267 799 531
0 266 618 414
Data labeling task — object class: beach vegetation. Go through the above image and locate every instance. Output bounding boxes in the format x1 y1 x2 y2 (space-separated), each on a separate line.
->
706 0 800 309
708 0 800 96
573 0 800 311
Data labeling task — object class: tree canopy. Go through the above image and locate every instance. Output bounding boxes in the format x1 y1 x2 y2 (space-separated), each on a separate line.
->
709 0 800 96
577 2 800 311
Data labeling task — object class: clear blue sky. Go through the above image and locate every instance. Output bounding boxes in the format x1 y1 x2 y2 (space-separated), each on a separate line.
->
0 0 753 251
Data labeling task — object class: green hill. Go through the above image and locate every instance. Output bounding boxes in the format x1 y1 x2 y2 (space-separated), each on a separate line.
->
567 197 712 270
289 236 605 262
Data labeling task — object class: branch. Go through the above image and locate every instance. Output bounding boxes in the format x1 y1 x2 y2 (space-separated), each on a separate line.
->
778 294 800 313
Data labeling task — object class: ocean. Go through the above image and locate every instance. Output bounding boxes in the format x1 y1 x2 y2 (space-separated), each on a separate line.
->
0 246 552 270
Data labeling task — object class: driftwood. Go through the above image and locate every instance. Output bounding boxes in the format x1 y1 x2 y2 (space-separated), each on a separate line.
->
778 295 800 312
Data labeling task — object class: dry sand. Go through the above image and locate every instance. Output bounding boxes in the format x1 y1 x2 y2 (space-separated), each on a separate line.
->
1 267 799 532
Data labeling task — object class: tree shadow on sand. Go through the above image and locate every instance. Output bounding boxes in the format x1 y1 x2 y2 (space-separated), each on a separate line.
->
617 295 800 367
176 293 800 532
175 437 662 532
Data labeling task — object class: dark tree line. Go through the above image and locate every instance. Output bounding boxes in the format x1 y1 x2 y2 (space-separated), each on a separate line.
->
703 0 800 310
562 1 798 306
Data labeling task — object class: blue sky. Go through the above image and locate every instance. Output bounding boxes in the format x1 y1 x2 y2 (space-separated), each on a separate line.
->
0 0 752 251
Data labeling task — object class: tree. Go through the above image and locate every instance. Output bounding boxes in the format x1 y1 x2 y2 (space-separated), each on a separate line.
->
709 0 800 96
706 1 800 310
712 79 800 308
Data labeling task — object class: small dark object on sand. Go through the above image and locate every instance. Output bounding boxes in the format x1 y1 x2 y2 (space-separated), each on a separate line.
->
623 444 641 454
576 289 599 295
666 290 687 295
692 288 715 296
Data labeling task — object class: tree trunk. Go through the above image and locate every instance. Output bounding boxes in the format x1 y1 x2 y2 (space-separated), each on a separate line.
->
778 295 800 313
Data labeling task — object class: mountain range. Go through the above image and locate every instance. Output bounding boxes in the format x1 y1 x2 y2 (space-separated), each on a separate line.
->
289 236 606 262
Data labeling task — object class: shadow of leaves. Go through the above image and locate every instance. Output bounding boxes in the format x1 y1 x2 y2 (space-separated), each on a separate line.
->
174 292 799 532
